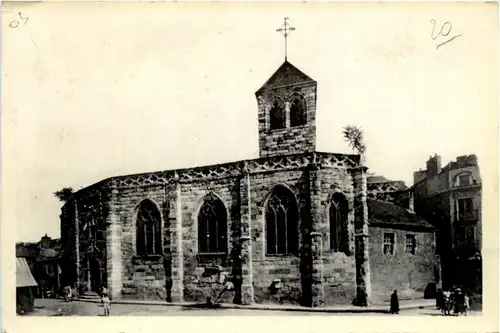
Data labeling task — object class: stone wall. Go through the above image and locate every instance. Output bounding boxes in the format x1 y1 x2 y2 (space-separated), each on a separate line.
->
246 167 358 306
116 185 169 299
369 226 436 302
180 177 240 303
113 176 241 302
316 169 357 305
123 255 166 299
317 169 354 253
62 152 368 306
322 253 356 305
248 170 308 305
252 257 302 305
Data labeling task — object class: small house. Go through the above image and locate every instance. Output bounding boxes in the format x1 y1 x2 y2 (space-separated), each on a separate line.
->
368 199 439 302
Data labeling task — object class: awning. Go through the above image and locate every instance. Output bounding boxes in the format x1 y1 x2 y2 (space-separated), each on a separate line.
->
16 257 38 288
39 248 58 258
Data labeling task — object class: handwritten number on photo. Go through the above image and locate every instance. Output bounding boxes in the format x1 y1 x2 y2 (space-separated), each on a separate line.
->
9 12 29 28
431 19 462 49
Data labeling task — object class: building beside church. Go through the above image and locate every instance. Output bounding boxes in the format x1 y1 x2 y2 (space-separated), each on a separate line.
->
413 154 482 296
16 234 63 298
367 199 437 301
60 50 438 306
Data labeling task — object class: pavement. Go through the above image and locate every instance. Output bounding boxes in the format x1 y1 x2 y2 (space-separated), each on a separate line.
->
24 297 484 317
75 293 436 314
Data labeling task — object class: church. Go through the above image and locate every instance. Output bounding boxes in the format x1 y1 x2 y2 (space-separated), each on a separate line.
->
59 22 438 307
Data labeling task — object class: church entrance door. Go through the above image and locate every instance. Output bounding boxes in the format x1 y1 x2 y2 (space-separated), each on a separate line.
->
89 258 102 292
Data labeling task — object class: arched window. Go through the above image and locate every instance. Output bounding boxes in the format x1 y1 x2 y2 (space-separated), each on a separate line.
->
290 95 307 127
269 100 286 130
329 192 349 253
198 193 228 253
136 199 162 255
265 185 299 255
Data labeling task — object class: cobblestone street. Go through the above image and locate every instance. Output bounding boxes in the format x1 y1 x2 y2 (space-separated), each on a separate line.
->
25 299 480 317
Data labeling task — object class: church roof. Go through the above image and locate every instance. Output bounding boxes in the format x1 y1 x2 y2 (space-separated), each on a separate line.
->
256 60 316 93
69 152 362 200
367 199 434 230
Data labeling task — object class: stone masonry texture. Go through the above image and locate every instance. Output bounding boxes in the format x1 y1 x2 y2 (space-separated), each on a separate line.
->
60 155 376 306
60 153 437 307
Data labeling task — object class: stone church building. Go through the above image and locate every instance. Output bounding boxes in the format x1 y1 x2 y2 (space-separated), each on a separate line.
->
60 59 438 307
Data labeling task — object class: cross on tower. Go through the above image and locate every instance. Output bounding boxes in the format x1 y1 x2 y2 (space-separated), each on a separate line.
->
276 17 295 61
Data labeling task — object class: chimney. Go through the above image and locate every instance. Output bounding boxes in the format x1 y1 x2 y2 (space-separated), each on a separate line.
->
467 154 478 166
426 154 442 177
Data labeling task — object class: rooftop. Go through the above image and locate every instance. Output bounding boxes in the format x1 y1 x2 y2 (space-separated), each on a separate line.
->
256 60 316 93
367 174 390 184
367 199 434 229
70 151 362 198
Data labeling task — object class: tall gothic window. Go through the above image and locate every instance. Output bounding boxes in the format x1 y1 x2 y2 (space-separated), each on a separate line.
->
198 193 228 253
265 185 299 255
290 95 307 127
269 100 286 130
136 199 162 255
329 192 349 253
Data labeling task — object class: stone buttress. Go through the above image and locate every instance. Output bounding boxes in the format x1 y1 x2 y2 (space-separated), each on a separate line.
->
105 185 122 299
351 164 372 305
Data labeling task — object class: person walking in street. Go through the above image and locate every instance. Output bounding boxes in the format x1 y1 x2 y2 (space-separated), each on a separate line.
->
101 290 111 316
66 285 73 302
63 286 70 302
454 288 466 316
436 288 444 311
390 290 400 314
72 283 79 300
464 293 470 316
442 290 452 315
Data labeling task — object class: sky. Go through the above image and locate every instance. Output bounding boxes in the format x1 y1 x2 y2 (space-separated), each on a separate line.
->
2 2 498 242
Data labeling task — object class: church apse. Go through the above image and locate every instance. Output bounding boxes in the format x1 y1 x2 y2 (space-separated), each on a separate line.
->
62 182 111 295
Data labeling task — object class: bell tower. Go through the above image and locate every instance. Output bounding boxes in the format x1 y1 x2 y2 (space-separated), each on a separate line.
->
255 19 317 158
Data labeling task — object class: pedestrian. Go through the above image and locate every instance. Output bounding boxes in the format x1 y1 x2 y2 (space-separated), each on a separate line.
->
442 290 452 315
205 296 215 309
101 290 111 316
436 288 444 310
72 283 79 300
66 285 72 302
63 285 72 302
63 286 69 302
464 293 470 315
454 288 466 316
390 290 399 314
